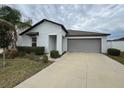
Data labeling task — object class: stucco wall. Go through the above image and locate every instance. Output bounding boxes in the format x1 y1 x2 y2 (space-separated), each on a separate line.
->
17 35 32 46
67 36 108 53
17 21 66 54
101 36 108 53
49 35 56 51
107 41 124 51
63 37 67 52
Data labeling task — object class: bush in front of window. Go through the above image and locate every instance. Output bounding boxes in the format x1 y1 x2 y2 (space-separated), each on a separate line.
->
34 47 45 55
17 46 45 55
17 46 31 54
50 50 60 58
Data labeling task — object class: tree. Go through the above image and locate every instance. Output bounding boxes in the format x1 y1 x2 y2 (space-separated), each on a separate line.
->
0 5 32 48
0 25 13 67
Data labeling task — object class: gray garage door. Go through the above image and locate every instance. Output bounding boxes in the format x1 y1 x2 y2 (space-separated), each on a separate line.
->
68 39 101 53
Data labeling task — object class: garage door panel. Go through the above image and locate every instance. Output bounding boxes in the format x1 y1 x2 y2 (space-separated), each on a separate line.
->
68 39 101 53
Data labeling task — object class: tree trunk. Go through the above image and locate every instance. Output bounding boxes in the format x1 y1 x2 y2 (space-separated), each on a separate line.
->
2 48 6 67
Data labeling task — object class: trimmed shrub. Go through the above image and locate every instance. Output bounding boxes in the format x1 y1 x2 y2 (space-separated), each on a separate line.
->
17 46 31 53
107 48 121 56
33 47 44 55
42 54 48 63
7 48 18 59
50 50 60 58
17 46 45 55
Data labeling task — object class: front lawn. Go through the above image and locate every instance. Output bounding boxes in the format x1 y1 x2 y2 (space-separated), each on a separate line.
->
0 58 53 88
107 52 124 65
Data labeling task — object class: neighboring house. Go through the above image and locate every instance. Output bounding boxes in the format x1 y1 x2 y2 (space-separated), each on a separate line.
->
17 19 110 54
107 37 124 51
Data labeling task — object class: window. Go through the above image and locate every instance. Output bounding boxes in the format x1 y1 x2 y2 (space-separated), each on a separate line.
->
32 36 37 47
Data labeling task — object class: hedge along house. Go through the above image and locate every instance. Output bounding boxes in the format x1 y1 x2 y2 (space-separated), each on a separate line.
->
17 19 110 54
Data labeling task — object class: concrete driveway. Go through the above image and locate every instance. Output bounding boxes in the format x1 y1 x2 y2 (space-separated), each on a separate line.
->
16 53 124 88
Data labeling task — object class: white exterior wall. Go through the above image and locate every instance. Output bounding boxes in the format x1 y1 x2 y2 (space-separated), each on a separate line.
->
67 36 108 53
17 21 66 54
63 37 67 52
101 36 108 53
49 36 56 51
56 34 62 54
107 41 124 51
17 35 32 46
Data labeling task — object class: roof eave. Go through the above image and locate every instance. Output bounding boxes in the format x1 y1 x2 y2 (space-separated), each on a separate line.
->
19 19 68 35
67 34 110 37
19 20 44 35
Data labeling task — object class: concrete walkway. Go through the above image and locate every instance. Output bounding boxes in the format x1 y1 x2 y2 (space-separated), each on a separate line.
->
15 53 124 88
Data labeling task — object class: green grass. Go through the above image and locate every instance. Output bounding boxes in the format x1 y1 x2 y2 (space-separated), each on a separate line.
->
107 52 124 65
0 58 53 88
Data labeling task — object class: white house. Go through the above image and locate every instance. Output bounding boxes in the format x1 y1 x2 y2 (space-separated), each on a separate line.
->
17 19 110 54
107 37 124 51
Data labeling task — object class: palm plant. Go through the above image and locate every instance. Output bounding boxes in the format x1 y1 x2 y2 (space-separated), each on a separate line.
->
0 5 32 48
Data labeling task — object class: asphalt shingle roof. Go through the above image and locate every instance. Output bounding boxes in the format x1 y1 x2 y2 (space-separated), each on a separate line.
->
19 19 110 36
111 37 124 41
67 30 110 36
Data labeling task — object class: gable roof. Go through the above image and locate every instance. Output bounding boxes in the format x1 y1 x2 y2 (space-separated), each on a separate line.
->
19 19 68 35
19 19 110 37
67 30 110 36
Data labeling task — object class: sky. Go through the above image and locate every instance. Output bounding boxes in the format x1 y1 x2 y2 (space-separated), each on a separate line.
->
6 4 124 39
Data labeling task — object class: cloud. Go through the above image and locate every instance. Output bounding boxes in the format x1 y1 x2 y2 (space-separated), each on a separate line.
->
5 4 124 39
